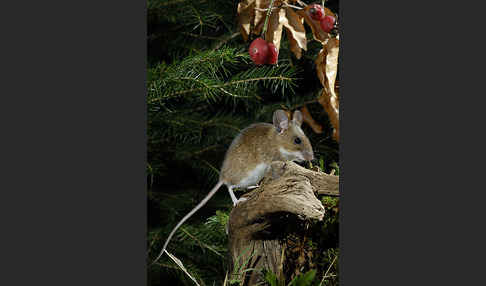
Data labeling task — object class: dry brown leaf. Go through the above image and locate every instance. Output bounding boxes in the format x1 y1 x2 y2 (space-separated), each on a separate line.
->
283 7 306 59
325 7 336 17
286 28 301 59
237 0 308 57
316 37 339 96
318 89 339 141
318 87 339 141
315 47 326 87
236 0 339 140
253 0 270 35
265 7 286 50
325 37 339 99
316 37 339 141
297 6 335 44
237 0 256 42
300 105 323 134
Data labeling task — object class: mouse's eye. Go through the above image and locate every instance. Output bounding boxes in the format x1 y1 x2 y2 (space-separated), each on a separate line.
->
294 137 302 144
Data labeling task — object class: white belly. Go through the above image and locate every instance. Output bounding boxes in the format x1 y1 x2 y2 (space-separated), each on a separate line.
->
237 163 268 188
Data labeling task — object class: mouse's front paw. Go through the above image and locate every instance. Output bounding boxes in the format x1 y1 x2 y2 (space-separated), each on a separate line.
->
234 197 248 206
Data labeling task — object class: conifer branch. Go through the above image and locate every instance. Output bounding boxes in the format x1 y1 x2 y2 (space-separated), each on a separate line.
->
150 76 295 102
180 228 224 257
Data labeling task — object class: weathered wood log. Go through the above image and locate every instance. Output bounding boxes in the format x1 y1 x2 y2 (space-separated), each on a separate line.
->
227 161 339 285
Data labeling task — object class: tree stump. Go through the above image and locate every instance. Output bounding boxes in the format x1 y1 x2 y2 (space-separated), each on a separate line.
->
227 161 339 285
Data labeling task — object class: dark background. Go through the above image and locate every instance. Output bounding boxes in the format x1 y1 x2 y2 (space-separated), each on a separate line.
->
1 0 486 285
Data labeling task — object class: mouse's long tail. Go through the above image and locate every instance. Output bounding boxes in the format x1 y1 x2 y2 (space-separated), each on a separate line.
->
152 180 224 265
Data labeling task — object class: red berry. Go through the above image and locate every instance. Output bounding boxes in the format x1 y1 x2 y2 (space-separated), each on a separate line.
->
308 4 324 21
249 37 269 65
320 15 335 33
266 42 278 65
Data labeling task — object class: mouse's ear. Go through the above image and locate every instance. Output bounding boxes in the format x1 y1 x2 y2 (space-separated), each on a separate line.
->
273 109 289 133
292 110 303 127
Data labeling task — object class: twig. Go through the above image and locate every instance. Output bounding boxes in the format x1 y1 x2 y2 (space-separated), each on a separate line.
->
261 0 277 38
255 7 278 12
223 271 229 286
255 3 303 11
320 254 338 285
283 3 304 10
164 250 201 286
296 0 307 7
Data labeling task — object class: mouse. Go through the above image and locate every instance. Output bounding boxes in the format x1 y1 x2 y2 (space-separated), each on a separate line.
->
152 109 315 264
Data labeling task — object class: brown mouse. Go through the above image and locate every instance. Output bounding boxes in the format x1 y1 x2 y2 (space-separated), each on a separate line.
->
153 109 314 264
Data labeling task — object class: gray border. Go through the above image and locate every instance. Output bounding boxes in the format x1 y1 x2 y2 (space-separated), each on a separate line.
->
0 0 146 285
338 0 344 283
1 0 483 284
341 0 484 284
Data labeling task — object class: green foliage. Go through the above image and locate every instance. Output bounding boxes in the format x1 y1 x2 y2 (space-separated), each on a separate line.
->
320 196 339 242
318 249 339 286
264 271 280 286
263 269 320 286
148 0 236 61
148 207 231 285
228 246 260 285
147 46 307 186
329 162 339 176
148 48 299 110
289 270 318 286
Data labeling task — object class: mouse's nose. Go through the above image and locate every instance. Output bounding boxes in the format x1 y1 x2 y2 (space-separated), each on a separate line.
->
303 151 314 161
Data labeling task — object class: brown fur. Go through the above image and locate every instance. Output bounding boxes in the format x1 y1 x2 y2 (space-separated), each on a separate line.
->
220 112 314 186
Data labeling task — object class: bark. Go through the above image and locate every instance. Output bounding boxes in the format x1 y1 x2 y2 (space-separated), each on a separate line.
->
227 161 339 285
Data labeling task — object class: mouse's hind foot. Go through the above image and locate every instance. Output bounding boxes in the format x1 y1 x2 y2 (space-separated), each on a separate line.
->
233 197 248 206
245 185 260 190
